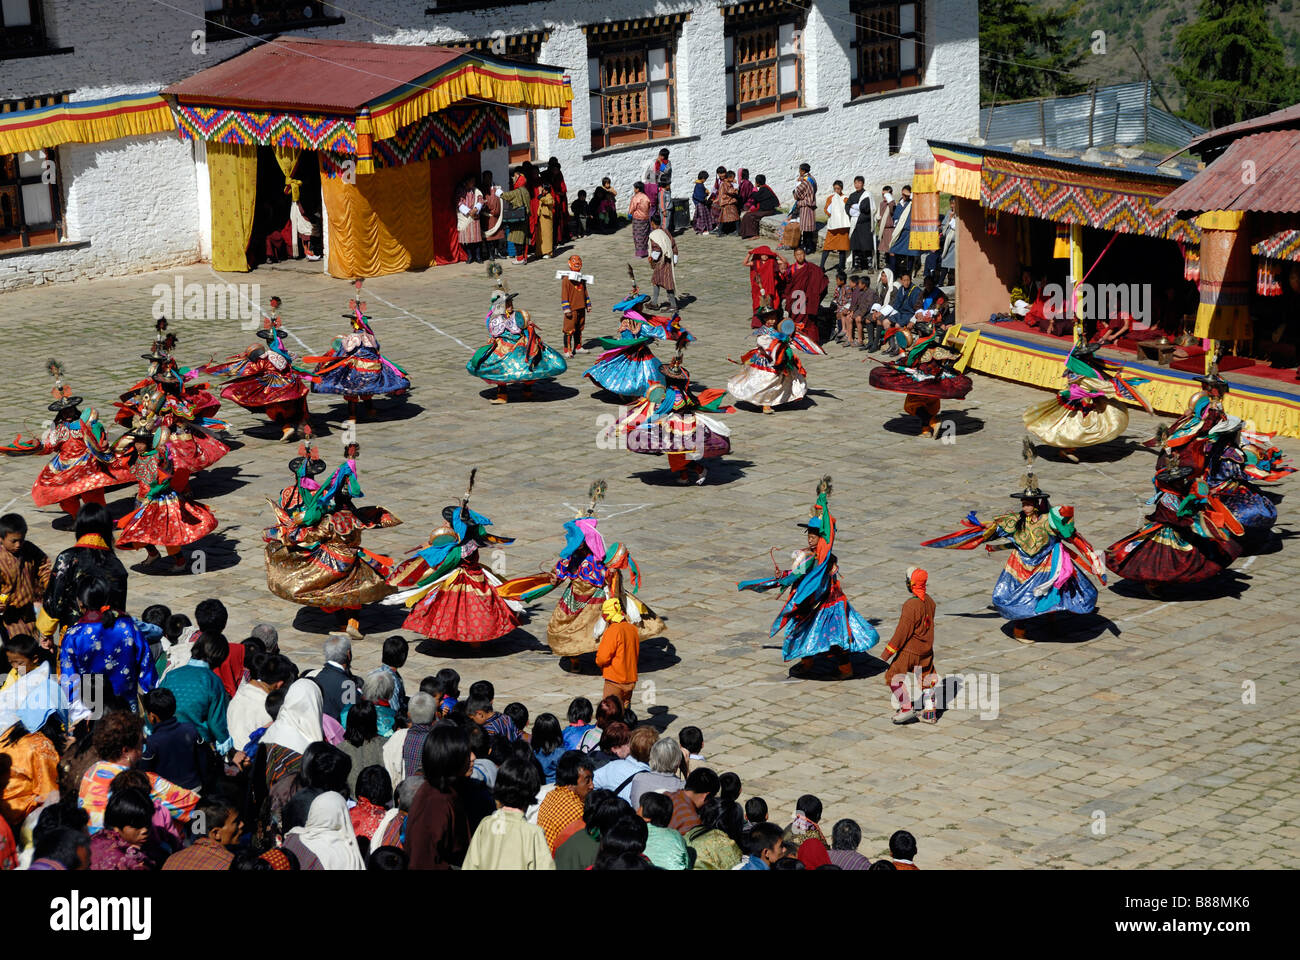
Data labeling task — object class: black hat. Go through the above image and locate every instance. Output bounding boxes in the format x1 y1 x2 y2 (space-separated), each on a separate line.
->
256 328 281 342
441 505 458 524
141 349 170 362
127 426 155 444
47 396 83 413
289 455 327 477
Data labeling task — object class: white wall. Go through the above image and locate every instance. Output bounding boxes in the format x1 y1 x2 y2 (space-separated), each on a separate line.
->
0 0 979 288
0 133 201 292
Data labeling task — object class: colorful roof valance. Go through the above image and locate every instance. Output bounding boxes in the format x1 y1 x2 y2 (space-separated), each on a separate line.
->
930 143 982 201
980 153 1201 243
163 38 569 151
0 92 175 155
1252 228 1300 263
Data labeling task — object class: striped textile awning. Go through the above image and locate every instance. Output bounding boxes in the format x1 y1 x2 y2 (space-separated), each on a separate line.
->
930 143 982 201
1252 228 1300 263
0 92 175 155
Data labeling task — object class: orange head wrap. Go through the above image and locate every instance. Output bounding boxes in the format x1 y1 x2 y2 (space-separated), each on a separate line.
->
906 566 928 598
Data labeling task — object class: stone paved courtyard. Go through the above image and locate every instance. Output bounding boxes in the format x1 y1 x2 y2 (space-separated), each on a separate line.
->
1 226 1296 869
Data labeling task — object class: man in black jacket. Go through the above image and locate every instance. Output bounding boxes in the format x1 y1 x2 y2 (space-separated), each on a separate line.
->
311 634 358 722
845 176 875 271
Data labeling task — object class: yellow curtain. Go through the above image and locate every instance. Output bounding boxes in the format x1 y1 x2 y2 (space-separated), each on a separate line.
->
322 159 434 277
208 142 257 273
272 145 301 201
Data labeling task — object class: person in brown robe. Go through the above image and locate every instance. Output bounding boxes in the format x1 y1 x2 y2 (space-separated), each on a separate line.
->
647 226 679 312
479 171 505 261
560 255 592 357
0 514 51 642
780 247 828 345
712 171 740 236
536 185 556 259
879 567 938 724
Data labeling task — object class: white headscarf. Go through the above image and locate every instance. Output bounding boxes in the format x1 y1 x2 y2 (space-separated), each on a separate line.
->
288 791 365 870
261 678 324 755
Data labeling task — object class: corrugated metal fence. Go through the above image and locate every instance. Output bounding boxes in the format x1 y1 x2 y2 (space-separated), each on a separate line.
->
979 81 1204 150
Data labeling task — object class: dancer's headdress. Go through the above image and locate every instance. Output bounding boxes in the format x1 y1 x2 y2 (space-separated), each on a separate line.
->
1011 437 1049 499
45 359 81 412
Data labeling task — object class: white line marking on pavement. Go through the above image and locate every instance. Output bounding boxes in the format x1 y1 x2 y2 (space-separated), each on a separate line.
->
0 496 17 513
560 502 654 520
363 289 473 351
1117 601 1172 623
200 265 314 354
1240 555 1257 570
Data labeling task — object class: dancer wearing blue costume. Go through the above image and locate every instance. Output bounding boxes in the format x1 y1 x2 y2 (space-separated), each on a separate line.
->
586 278 693 399
738 477 878 679
311 279 410 421
923 439 1106 642
467 287 568 404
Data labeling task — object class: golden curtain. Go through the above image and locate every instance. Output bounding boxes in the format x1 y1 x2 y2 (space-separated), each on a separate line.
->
322 159 434 277
208 142 257 273
272 145 301 201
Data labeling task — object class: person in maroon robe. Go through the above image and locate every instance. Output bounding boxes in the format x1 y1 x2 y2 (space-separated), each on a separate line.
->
545 157 569 246
745 246 788 329
781 248 829 344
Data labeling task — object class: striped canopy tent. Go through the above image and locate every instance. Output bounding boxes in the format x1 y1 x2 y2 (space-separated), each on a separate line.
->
0 93 175 156
162 38 571 274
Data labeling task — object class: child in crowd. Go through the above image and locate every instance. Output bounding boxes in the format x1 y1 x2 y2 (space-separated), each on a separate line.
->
468 681 520 741
679 726 704 769
744 797 769 833
530 713 565 784
561 697 596 751
639 791 690 870
379 636 409 716
89 788 154 871
889 829 920 869
570 190 589 237
504 702 529 743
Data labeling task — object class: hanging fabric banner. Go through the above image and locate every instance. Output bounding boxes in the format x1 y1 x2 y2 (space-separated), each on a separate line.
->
557 74 575 140
208 141 257 273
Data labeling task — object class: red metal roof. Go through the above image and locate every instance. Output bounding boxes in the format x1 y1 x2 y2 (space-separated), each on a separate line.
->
1157 129 1300 215
163 38 464 114
1182 101 1300 157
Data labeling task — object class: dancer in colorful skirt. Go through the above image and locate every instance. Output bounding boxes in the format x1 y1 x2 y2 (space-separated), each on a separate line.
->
1105 448 1243 593
726 313 824 415
1198 415 1290 542
2 362 125 516
923 440 1106 642
606 343 733 486
558 255 593 358
1144 365 1231 451
264 442 400 639
201 314 312 443
738 477 878 679
878 567 938 725
308 280 410 422
116 318 220 425
115 427 217 572
586 272 693 399
514 481 665 669
1022 342 1151 462
384 470 524 645
467 288 568 404
868 324 972 438
114 368 230 488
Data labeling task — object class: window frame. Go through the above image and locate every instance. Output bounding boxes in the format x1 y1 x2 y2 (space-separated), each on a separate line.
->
0 147 63 250
0 0 49 57
588 36 677 153
724 10 805 127
203 1 344 42
851 0 925 99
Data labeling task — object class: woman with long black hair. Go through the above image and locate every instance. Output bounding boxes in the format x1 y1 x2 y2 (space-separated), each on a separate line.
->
57 578 155 720
41 502 128 637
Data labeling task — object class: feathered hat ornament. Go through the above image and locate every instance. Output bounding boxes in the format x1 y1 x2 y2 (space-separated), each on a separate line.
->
45 359 81 412
462 467 478 506
582 479 608 518
1153 424 1170 451
344 278 371 327
816 475 833 499
154 316 169 343
1012 436 1047 499
663 340 689 382
626 263 639 294
486 261 503 279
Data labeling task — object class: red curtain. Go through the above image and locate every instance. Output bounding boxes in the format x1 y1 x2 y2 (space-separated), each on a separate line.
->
431 150 482 266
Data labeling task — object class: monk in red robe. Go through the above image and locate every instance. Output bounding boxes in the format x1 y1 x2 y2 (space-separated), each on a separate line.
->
781 247 829 344
745 246 788 329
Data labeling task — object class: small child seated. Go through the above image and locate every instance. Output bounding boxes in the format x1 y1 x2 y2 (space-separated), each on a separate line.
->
561 697 596 751
570 190 589 237
380 636 409 715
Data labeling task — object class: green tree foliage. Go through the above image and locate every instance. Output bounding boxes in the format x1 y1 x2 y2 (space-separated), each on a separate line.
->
980 0 1087 104
1175 0 1300 126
